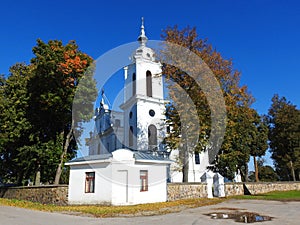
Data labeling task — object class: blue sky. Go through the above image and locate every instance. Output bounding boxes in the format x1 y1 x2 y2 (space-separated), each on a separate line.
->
1 0 299 167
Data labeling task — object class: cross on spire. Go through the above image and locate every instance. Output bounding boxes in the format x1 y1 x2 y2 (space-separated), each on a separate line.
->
137 17 148 46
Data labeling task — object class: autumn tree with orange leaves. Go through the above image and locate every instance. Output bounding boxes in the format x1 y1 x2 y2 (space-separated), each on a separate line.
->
162 26 267 181
27 39 97 184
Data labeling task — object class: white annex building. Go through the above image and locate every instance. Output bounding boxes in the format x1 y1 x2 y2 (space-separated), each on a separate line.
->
67 19 213 205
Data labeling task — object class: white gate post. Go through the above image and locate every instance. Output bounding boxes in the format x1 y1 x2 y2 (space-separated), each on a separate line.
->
201 171 214 198
213 173 225 197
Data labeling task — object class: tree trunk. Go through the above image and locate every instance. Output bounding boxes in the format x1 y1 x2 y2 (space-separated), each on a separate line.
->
290 160 296 181
182 152 189 182
254 156 259 182
17 171 24 186
182 132 189 182
54 120 74 185
244 163 249 182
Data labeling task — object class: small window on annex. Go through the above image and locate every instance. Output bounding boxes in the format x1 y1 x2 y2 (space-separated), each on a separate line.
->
85 172 95 193
140 170 148 192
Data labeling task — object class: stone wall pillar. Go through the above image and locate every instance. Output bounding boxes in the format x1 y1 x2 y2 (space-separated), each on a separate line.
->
213 173 225 197
200 171 214 198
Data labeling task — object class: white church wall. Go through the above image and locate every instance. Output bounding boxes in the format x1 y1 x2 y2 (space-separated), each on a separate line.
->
169 149 210 183
111 164 168 205
135 61 163 99
110 149 167 205
135 99 166 151
123 64 136 102
68 163 112 205
110 151 136 205
134 164 168 204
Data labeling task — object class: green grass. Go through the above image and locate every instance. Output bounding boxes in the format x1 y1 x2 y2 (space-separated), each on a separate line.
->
232 190 300 201
0 198 223 218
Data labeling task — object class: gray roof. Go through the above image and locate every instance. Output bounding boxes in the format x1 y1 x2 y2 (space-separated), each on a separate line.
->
68 150 172 164
134 151 172 162
69 154 112 163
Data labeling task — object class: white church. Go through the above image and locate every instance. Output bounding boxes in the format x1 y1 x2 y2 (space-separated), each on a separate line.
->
66 19 213 205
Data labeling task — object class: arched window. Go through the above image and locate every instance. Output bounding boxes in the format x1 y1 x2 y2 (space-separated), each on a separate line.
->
97 143 101 154
132 73 136 96
146 70 152 97
195 151 200 164
148 124 157 150
129 126 134 147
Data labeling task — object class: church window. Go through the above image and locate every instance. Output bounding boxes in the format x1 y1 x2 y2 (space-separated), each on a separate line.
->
195 152 200 164
149 109 155 117
132 73 136 96
97 143 101 154
140 170 148 192
166 126 170 133
148 125 157 150
85 172 95 193
129 126 134 146
114 134 117 149
129 111 133 119
115 119 120 127
146 70 152 97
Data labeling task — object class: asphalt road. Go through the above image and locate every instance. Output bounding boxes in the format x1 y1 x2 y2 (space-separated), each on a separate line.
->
1 199 299 225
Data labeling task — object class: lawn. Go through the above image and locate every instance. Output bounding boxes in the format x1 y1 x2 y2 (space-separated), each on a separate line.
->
232 190 300 201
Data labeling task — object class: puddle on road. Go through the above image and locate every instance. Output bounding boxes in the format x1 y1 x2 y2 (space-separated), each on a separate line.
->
205 211 272 223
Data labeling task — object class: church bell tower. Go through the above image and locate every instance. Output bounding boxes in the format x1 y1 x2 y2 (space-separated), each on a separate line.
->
120 18 166 152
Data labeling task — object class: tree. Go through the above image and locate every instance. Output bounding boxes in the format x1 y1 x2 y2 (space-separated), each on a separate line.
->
0 64 33 184
217 105 257 181
27 39 97 184
259 165 279 182
0 40 97 185
161 26 254 181
249 113 269 182
249 159 279 182
268 94 300 181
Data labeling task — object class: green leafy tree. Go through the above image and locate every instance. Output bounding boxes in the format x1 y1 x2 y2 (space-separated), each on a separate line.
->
259 165 279 182
217 105 258 181
268 94 300 181
249 159 279 182
0 40 97 185
27 39 97 184
249 113 269 182
0 64 33 184
161 26 254 181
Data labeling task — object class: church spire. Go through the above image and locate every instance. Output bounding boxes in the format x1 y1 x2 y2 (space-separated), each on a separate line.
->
137 17 148 46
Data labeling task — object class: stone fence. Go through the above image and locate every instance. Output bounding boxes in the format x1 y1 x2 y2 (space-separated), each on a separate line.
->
1 182 300 205
239 182 300 196
0 185 68 205
167 183 207 201
169 182 300 200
